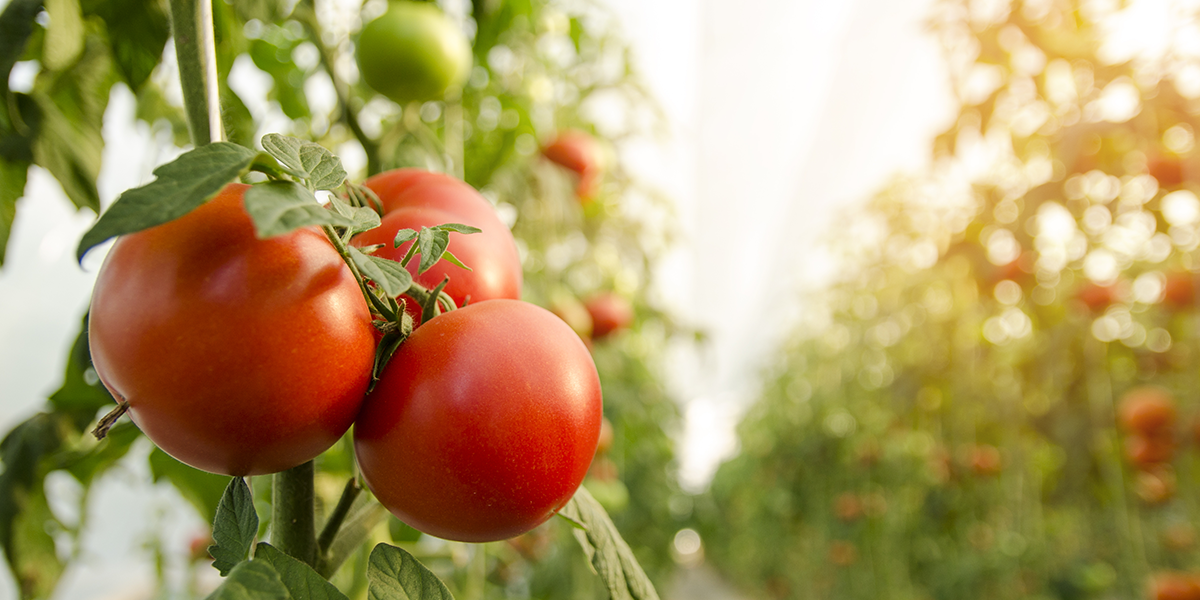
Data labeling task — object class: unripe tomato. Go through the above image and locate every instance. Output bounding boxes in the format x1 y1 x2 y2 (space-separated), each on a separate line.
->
543 130 603 200
354 299 603 542
356 1 471 105
89 184 376 476
1119 386 1177 435
584 292 633 339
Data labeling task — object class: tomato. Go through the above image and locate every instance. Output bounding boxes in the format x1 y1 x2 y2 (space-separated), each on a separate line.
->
364 169 501 223
595 417 614 455
834 493 862 522
1126 434 1176 468
1163 271 1196 309
351 206 521 324
543 130 604 200
1076 281 1118 312
1119 386 1177 434
356 1 471 105
1149 155 1185 188
584 292 633 339
89 184 376 476
968 444 1002 476
1150 573 1200 600
354 299 602 542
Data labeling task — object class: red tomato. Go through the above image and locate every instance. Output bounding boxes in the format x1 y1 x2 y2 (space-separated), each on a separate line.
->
88 184 376 476
354 299 603 542
351 206 522 324
1149 573 1200 600
1076 282 1118 312
968 444 1002 476
595 417 614 455
1126 434 1176 468
1149 155 1185 188
1119 386 1177 435
1163 271 1196 310
543 130 603 200
364 168 504 224
584 293 633 339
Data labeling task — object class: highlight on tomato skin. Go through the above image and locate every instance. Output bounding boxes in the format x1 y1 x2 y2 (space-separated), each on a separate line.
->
353 299 603 543
88 183 377 477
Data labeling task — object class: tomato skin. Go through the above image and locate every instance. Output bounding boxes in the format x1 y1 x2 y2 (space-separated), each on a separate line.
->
89 184 376 476
363 169 501 223
354 299 603 543
356 1 471 105
584 293 633 339
543 130 603 199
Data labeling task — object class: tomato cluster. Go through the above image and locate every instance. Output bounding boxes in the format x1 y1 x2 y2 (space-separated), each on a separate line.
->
88 171 602 542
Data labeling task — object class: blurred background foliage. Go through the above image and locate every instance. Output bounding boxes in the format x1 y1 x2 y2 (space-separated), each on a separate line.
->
0 0 683 597
694 0 1200 599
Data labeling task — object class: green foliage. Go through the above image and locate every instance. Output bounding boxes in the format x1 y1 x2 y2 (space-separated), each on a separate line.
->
211 478 260 576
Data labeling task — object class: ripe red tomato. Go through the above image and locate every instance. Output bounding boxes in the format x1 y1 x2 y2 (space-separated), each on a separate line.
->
1163 271 1196 310
89 184 376 476
354 299 603 542
355 1 471 105
968 444 1002 476
1126 434 1176 468
1119 386 1177 434
1149 155 1185 188
1076 281 1119 312
364 169 502 224
543 130 603 200
351 205 521 324
1150 573 1200 600
584 293 633 339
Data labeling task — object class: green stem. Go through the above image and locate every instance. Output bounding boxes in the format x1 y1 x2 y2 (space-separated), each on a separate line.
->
317 477 362 556
271 461 317 567
168 0 223 145
295 0 381 174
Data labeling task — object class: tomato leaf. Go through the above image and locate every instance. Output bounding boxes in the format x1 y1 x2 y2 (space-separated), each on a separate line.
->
210 477 260 577
0 413 69 599
42 0 84 71
415 228 450 275
327 196 381 237
260 134 347 191
242 180 354 239
432 223 481 235
203 560 289 600
349 247 413 298
0 0 42 84
76 142 259 261
0 158 29 268
83 0 170 91
440 250 471 272
366 543 455 600
559 486 660 600
392 228 418 246
253 542 349 600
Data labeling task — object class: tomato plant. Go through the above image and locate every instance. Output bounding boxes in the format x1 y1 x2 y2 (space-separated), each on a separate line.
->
351 169 522 323
354 299 603 543
585 292 634 339
87 184 376 476
543 130 604 200
356 1 471 105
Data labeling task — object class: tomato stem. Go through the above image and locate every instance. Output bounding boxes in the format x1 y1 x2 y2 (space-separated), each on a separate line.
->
167 0 223 145
90 399 129 440
316 477 361 557
270 460 317 567
294 0 381 175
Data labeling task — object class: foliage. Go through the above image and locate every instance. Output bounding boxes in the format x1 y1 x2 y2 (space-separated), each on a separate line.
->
0 0 682 598
696 1 1200 599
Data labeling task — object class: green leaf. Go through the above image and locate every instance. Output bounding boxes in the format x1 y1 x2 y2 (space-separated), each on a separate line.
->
210 477 260 576
0 0 42 86
392 229 418 246
148 447 229 523
248 35 311 121
82 0 170 90
328 197 381 237
0 158 28 267
415 228 450 275
439 250 471 272
559 486 660 600
242 180 354 238
349 247 413 298
204 560 289 600
42 0 84 71
432 223 481 235
0 413 68 600
76 142 258 260
260 134 347 191
47 312 113 425
254 543 349 600
367 543 455 600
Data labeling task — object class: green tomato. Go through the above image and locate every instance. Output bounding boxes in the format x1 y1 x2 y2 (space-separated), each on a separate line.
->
356 1 472 104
